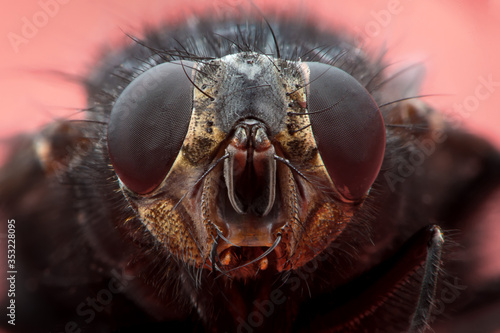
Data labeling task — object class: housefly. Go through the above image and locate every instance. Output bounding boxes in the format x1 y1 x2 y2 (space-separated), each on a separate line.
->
1 11 500 333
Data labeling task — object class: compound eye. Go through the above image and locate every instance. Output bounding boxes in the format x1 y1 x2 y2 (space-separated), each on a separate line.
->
305 62 386 200
107 61 195 194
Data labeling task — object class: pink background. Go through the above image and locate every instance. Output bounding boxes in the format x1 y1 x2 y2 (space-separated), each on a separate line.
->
1 0 500 150
0 0 499 329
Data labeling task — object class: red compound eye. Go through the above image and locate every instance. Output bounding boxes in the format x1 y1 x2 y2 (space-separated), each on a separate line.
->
107 61 195 194
305 62 386 200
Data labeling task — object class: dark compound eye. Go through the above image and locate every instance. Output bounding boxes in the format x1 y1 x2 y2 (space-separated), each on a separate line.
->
107 61 195 194
305 62 386 200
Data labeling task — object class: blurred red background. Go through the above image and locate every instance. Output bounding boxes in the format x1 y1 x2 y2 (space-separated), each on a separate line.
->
0 0 499 330
1 0 500 148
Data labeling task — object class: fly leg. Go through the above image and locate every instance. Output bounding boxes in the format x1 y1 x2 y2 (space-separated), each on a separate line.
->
409 225 444 333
